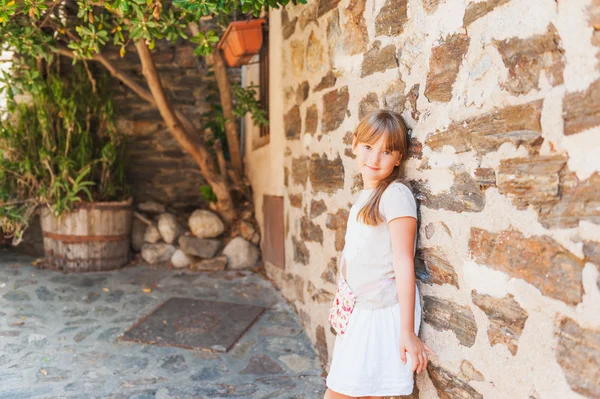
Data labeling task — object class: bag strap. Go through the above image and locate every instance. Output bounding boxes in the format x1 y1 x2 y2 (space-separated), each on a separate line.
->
339 248 395 296
354 277 395 296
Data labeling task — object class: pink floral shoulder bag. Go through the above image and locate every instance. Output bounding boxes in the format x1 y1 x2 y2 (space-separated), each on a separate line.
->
328 250 395 337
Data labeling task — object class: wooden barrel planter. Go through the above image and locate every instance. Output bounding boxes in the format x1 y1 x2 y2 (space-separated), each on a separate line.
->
39 197 133 272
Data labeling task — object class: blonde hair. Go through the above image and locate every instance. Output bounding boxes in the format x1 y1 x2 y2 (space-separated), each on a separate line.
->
352 109 410 226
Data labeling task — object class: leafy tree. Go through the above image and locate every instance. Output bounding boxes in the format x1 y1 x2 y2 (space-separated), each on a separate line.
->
0 0 305 223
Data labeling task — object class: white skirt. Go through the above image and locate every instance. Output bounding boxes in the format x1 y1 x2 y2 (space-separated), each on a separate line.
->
325 298 422 397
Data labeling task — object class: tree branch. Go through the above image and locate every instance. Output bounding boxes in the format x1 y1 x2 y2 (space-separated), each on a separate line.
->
135 39 235 222
55 46 197 138
189 22 244 181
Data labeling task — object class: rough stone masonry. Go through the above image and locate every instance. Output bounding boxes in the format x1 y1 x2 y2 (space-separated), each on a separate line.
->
249 0 600 398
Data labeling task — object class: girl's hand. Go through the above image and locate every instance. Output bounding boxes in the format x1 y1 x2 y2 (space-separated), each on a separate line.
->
399 332 436 374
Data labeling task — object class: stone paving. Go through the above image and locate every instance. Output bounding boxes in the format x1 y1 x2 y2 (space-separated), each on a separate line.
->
0 249 326 398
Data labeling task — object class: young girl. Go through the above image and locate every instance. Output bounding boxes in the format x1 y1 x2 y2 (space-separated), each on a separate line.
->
325 109 434 398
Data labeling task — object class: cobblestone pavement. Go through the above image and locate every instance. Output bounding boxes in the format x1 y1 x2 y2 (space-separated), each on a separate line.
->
0 249 326 399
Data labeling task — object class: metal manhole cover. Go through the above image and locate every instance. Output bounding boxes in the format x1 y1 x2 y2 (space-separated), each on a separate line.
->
120 297 265 352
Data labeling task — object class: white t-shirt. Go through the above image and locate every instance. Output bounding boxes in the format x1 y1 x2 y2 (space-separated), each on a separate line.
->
343 181 418 309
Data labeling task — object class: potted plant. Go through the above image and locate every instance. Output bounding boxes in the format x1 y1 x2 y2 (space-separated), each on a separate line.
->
218 18 266 67
0 57 132 272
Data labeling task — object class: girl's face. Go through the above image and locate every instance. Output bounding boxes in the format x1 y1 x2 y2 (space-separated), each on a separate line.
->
352 134 402 189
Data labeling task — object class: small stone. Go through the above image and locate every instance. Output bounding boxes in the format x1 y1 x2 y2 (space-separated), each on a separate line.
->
472 290 528 355
190 367 223 381
122 356 150 372
141 243 177 265
93 306 118 318
239 221 256 242
0 330 21 337
555 317 600 398
563 78 600 136
189 210 225 239
143 225 161 244
423 295 477 347
290 39 305 76
305 104 319 135
105 289 125 303
460 360 485 382
131 217 146 252
27 334 47 348
321 257 338 285
497 155 567 208
315 325 328 368
258 326 301 337
427 363 483 399
240 354 284 375
231 340 256 360
255 376 297 390
314 71 337 92
171 249 193 268
35 286 55 301
119 376 167 388
425 100 543 156
326 208 349 251
138 201 166 213
494 24 564 95
415 248 460 288
317 0 341 17
300 216 324 243
299 2 318 29
36 366 69 382
178 235 220 258
383 79 406 113
250 231 260 246
83 291 100 304
13 279 37 289
3 290 30 301
306 32 324 73
189 256 227 272
281 8 297 40
160 355 188 373
310 289 335 304
361 41 397 78
425 33 470 102
470 228 584 305
157 213 184 244
322 86 350 132
412 171 485 213
359 92 379 120
65 318 98 326
74 327 99 343
222 237 260 269
285 105 302 139
375 0 408 36
4 343 25 354
464 0 510 26
97 327 121 341
279 354 314 373
309 153 345 193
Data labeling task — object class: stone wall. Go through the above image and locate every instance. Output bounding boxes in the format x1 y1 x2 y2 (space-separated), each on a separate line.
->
253 0 600 397
108 40 242 214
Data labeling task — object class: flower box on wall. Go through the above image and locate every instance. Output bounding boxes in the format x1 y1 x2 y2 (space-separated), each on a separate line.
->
218 18 265 67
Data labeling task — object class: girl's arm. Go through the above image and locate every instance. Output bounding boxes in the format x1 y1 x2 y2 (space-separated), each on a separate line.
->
389 215 433 374
388 216 417 335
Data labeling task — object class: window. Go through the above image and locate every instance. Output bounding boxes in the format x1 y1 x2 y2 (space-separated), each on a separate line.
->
259 22 269 139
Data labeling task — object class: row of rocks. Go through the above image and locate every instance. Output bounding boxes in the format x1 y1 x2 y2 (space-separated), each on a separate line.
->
130 202 261 271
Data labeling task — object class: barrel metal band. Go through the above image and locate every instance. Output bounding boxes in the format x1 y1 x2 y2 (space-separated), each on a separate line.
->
42 231 128 243
44 251 128 262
